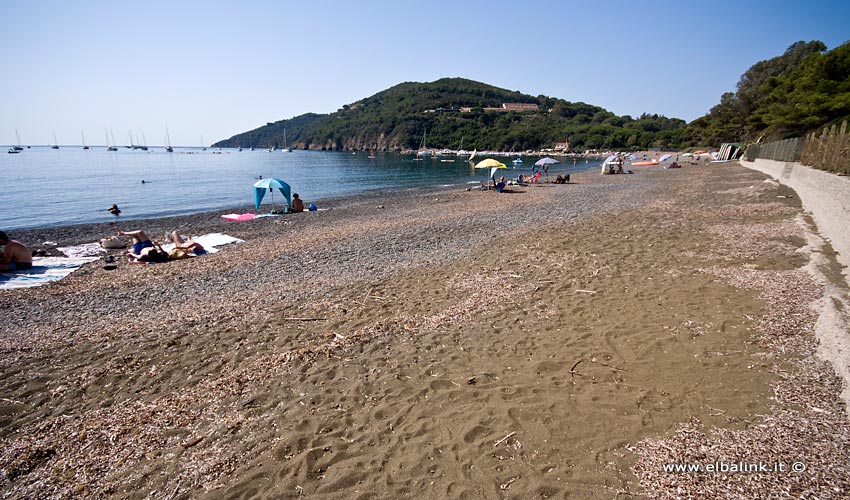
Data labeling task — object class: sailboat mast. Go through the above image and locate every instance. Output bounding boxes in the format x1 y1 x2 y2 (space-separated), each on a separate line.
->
165 125 173 152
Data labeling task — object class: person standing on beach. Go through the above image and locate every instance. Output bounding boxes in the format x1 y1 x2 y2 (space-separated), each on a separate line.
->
0 231 33 271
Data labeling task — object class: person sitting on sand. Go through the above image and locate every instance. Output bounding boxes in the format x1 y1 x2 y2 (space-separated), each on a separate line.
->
290 193 304 213
167 231 206 260
118 228 168 262
0 230 33 271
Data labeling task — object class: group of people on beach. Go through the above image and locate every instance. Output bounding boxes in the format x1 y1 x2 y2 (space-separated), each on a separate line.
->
0 226 208 272
119 228 206 263
2 192 311 272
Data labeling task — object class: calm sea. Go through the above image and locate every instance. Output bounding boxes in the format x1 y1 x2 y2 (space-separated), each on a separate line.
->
1 147 600 230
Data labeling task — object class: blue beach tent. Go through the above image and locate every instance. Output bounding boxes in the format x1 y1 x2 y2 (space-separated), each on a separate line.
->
253 178 292 212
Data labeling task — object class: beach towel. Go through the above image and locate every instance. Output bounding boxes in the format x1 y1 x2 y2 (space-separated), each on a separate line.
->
160 233 243 254
57 242 107 258
0 256 100 290
221 213 255 222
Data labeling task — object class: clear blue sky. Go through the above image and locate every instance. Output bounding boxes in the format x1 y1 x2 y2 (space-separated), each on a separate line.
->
2 0 848 146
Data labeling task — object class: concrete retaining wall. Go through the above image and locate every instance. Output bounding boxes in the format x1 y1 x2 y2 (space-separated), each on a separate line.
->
743 159 850 279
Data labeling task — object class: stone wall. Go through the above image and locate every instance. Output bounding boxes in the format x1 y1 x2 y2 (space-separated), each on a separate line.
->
742 159 850 280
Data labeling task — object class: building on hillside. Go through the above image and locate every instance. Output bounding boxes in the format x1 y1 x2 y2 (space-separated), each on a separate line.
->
477 103 541 113
554 140 570 152
501 103 539 112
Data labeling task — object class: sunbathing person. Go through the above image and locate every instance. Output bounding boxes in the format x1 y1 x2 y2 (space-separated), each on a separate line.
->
168 231 206 259
118 228 168 262
0 230 33 271
290 193 305 213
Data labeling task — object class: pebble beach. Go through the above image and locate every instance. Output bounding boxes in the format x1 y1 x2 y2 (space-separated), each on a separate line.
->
2 163 849 498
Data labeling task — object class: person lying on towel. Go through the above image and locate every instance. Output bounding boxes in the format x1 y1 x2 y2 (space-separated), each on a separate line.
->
167 230 207 260
117 228 169 263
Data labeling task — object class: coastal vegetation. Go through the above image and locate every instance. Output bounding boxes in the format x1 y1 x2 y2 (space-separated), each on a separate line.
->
214 40 850 152
215 78 687 152
687 40 850 145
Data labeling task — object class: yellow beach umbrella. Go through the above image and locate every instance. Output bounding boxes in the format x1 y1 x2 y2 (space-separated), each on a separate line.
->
474 158 506 169
474 158 507 188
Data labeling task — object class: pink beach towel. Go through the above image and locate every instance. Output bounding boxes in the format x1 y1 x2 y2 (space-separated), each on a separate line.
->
221 213 255 222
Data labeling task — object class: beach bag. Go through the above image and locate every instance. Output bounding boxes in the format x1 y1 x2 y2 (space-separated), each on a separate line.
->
100 237 126 249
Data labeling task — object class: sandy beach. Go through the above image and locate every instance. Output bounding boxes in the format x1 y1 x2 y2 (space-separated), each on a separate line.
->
2 163 849 498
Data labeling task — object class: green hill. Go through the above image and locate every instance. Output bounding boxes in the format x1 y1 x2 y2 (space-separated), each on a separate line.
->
686 40 850 145
217 43 850 153
213 78 686 152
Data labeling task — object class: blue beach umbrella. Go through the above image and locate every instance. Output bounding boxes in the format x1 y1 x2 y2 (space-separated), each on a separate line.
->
253 178 292 212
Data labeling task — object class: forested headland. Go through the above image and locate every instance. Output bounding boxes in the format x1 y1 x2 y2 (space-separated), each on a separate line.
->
214 40 850 152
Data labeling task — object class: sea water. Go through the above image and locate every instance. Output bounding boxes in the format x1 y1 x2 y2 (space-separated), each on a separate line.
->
1 147 600 230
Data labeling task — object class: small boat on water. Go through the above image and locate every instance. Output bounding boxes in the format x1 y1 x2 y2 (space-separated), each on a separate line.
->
165 126 174 152
512 157 522 165
414 129 429 161
8 148 20 154
51 131 59 149
105 129 118 151
281 129 291 152
13 129 23 151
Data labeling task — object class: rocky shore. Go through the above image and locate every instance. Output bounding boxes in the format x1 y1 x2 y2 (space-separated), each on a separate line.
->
2 165 848 498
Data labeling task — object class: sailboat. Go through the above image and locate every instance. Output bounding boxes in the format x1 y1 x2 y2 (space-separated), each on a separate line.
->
415 129 428 161
456 135 468 156
165 126 174 153
103 129 118 151
441 135 462 163
201 136 206 151
105 129 117 151
281 129 291 152
13 129 23 151
82 130 90 150
51 131 59 149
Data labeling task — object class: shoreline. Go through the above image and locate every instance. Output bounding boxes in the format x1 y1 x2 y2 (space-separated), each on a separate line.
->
2 151 604 233
8 160 607 252
2 163 848 498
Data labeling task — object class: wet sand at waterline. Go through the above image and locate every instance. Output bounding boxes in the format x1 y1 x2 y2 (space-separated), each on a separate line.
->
2 164 848 498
